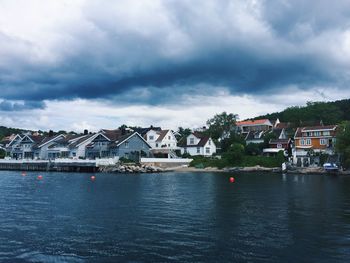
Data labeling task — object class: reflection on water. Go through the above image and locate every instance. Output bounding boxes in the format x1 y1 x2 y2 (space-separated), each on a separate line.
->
0 171 349 262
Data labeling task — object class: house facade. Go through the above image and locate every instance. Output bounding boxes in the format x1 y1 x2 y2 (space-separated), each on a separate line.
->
237 119 273 134
6 133 43 159
85 129 151 160
293 125 338 166
145 129 178 150
180 132 216 156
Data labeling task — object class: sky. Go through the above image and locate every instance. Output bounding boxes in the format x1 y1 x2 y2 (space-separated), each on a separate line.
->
1 0 350 132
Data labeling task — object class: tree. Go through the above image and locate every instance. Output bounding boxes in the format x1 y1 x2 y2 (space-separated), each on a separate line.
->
177 127 192 140
0 149 5 159
245 143 262 156
336 122 350 169
220 132 246 153
222 143 245 165
206 112 238 141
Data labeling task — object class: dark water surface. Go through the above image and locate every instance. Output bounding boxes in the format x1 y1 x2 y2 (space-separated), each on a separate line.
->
0 171 350 262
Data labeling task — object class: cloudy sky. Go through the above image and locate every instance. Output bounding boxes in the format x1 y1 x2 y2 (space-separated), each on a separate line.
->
1 0 350 132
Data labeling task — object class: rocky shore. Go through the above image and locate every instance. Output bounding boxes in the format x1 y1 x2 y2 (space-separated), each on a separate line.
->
99 164 164 173
98 163 350 175
169 165 350 175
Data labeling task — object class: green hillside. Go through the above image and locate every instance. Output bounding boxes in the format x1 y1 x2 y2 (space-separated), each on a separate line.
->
0 126 29 141
253 99 350 126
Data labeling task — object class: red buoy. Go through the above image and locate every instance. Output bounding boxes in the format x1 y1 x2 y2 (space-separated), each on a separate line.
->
229 177 235 183
37 175 43 180
91 176 96 181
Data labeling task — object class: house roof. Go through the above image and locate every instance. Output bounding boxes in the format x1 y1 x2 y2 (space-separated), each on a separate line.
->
69 134 96 148
245 131 264 141
115 132 152 148
269 139 290 145
271 128 283 138
295 125 337 137
275 122 290 129
90 130 152 149
179 132 211 148
237 119 272 126
155 130 169 142
301 125 337 132
133 126 162 136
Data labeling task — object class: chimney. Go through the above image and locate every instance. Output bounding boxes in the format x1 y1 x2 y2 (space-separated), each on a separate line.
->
84 129 88 135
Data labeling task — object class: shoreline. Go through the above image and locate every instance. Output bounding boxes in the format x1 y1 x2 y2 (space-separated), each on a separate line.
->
166 165 350 175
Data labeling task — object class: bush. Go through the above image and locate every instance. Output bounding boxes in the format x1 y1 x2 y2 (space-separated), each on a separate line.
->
245 143 263 156
182 152 192 158
0 149 5 159
119 157 136 163
222 143 245 166
189 150 285 169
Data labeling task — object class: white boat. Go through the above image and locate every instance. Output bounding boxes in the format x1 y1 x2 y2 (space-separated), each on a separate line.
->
323 163 339 172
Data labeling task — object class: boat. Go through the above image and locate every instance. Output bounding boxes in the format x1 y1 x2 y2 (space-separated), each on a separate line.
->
323 163 339 173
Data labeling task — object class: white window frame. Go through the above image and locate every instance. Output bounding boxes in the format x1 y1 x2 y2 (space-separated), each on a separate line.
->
320 139 327 145
196 147 200 153
205 147 210 154
190 138 195 144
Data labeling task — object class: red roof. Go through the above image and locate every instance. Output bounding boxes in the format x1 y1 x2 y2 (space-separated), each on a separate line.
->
237 119 271 126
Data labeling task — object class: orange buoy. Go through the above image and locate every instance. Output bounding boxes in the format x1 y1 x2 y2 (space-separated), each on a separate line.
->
37 175 43 180
91 175 96 181
229 177 235 183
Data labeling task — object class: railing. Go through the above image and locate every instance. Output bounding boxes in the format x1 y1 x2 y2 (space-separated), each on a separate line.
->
141 158 192 163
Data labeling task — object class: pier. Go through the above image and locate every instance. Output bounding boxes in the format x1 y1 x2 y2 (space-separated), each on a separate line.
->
0 158 119 173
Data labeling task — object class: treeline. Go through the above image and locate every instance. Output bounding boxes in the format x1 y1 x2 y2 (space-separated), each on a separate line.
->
254 99 350 125
0 126 30 141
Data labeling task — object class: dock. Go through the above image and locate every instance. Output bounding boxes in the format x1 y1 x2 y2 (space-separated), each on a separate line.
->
0 158 119 173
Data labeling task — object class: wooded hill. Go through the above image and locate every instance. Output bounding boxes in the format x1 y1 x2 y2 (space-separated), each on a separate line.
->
253 99 350 126
0 126 30 141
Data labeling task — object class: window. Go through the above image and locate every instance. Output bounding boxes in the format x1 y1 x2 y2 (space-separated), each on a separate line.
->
208 140 211 145
190 138 195 144
197 147 200 153
124 141 129 148
168 136 171 140
156 143 159 147
184 147 187 153
149 135 154 140
205 147 210 154
320 139 327 145
300 139 311 146
323 131 330 136
314 131 320 136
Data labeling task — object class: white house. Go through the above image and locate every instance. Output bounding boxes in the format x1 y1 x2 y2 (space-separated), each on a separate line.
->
180 132 216 156
145 129 178 149
144 129 179 158
67 134 98 158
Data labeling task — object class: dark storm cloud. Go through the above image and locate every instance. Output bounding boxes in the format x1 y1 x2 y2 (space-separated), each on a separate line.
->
0 0 349 109
0 100 45 111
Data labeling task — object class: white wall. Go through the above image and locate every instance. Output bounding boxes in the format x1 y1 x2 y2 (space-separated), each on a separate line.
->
146 130 178 149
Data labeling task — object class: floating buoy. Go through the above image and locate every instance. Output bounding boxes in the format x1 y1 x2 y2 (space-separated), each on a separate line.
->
37 175 43 180
229 177 235 183
91 176 96 181
21 172 26 176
